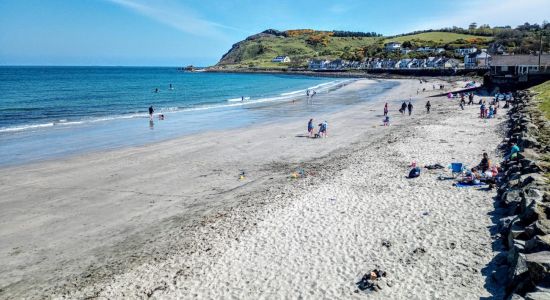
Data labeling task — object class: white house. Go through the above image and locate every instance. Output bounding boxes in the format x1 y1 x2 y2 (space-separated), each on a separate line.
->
464 51 491 68
272 56 291 63
444 58 461 68
396 59 412 69
454 47 477 56
308 59 330 70
476 52 491 67
416 47 434 53
400 48 412 55
384 42 401 52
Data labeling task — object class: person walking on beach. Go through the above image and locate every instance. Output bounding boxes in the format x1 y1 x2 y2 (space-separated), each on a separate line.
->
307 118 314 137
468 93 474 105
400 102 407 114
148 105 154 120
480 102 486 118
407 102 413 116
383 103 388 116
425 101 431 113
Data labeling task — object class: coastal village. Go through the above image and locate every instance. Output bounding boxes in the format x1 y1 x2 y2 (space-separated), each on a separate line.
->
306 42 489 70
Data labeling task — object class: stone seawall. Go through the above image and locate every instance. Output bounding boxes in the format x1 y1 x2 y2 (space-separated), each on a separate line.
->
495 89 550 299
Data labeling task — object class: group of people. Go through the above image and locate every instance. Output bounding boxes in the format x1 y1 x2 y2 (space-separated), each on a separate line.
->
306 89 317 98
153 84 174 93
382 100 432 126
458 92 476 109
148 105 164 121
399 101 414 115
458 142 520 187
307 118 328 138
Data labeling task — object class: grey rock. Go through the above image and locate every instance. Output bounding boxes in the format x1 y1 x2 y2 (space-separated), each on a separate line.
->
525 291 550 300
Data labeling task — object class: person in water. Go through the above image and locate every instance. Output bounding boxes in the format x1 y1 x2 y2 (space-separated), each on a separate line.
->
148 105 154 120
169 84 173 90
425 101 431 113
407 102 413 116
307 118 314 137
383 103 388 116
154 88 159 93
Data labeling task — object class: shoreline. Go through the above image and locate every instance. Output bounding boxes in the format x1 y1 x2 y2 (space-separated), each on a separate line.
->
0 76 360 168
0 78 505 299
202 67 486 80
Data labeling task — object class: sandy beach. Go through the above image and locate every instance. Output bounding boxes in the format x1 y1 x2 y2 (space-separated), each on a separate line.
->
0 78 507 299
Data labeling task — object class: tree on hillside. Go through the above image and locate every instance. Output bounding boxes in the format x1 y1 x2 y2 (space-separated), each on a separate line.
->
469 22 478 30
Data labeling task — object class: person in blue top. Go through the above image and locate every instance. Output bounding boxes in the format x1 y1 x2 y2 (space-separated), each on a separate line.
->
507 142 521 160
307 118 314 137
318 121 328 138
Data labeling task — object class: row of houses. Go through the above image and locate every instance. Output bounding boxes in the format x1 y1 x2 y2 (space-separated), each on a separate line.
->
384 42 479 57
308 57 462 70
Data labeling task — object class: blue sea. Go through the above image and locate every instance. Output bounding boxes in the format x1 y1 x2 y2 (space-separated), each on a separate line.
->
0 67 392 166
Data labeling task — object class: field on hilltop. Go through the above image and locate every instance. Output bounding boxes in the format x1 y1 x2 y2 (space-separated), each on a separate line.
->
385 31 493 44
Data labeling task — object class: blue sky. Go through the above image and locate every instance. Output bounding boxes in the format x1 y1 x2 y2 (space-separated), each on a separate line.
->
0 0 548 66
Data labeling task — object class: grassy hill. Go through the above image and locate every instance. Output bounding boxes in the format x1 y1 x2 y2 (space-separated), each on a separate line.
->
385 32 493 44
531 80 550 120
214 29 495 68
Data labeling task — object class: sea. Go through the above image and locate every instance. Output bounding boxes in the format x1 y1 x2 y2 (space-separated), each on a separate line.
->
0 67 394 166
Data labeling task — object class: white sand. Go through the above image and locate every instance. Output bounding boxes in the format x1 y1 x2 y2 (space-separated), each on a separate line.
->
0 78 506 299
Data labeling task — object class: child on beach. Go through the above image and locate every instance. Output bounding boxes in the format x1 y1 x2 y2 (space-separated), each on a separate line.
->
318 121 328 138
383 115 390 126
425 101 431 113
307 118 314 137
383 103 388 116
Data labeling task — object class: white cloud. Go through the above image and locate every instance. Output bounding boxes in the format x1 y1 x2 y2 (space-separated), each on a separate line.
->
106 0 241 40
411 0 550 31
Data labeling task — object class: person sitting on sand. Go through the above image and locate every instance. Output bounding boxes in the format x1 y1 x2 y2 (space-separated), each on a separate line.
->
425 101 431 113
383 103 388 116
307 118 314 137
383 115 390 126
472 153 491 173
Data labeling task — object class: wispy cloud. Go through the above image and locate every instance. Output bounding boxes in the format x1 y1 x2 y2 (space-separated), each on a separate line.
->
410 0 549 32
106 0 242 39
328 4 350 14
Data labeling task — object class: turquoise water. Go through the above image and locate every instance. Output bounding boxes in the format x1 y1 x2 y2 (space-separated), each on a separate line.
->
0 67 393 166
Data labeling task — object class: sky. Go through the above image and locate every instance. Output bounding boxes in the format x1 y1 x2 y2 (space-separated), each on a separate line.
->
0 0 548 66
